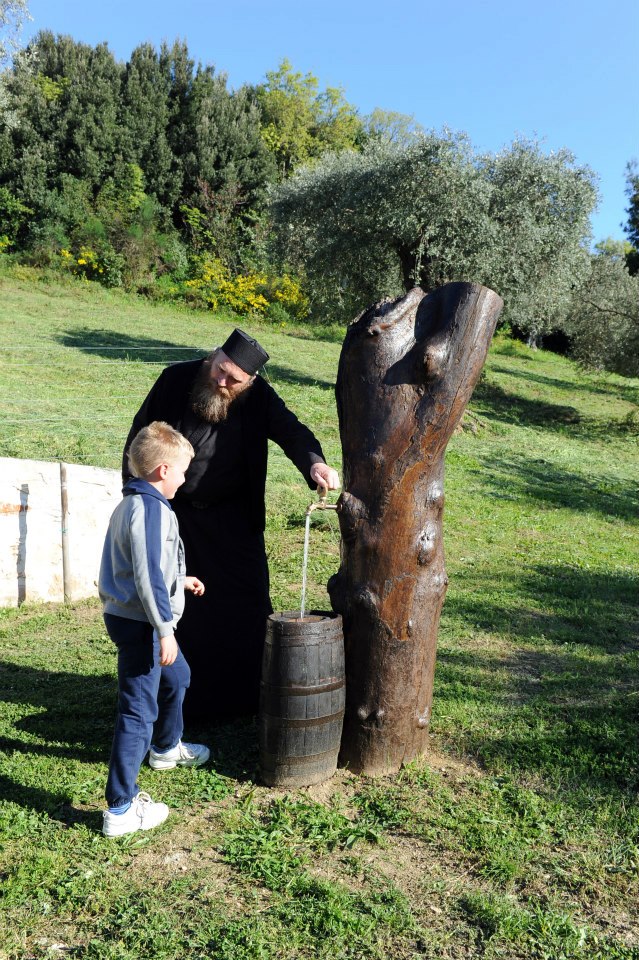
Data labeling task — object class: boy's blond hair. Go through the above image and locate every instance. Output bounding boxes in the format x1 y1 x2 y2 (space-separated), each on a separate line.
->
128 421 194 479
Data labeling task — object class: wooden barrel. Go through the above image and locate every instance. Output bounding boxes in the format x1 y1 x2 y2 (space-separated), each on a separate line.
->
259 611 345 787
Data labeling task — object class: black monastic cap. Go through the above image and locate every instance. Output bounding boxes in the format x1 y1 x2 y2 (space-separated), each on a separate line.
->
221 328 269 375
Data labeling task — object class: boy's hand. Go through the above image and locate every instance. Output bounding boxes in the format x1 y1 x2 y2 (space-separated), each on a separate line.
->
159 633 178 666
185 576 205 596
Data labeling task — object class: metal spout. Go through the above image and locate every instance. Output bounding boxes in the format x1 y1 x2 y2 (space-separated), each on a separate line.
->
306 486 339 516
305 497 339 516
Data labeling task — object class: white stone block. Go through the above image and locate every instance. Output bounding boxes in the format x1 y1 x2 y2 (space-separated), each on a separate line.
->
0 457 121 607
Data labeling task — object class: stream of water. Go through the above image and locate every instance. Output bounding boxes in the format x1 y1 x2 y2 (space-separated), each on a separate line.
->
299 511 312 620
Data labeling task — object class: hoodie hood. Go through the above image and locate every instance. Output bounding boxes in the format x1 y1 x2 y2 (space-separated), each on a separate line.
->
122 477 173 511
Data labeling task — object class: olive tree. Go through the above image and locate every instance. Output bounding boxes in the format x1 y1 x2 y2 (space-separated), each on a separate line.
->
566 242 639 377
0 0 30 137
270 132 597 334
624 160 639 276
0 0 31 66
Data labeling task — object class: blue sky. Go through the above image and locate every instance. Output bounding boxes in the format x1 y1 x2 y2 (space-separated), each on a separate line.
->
21 0 639 244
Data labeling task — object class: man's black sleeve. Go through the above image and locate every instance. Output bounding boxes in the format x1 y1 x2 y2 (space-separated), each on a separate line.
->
264 382 327 489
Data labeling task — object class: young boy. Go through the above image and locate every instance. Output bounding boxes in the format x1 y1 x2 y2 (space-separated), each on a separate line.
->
99 421 209 838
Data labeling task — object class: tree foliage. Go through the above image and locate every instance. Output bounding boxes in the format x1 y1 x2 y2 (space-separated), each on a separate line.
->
255 59 363 177
0 32 277 279
623 160 639 275
181 65 274 210
362 108 425 146
0 30 634 379
270 133 598 331
119 42 175 214
566 241 639 377
0 0 31 66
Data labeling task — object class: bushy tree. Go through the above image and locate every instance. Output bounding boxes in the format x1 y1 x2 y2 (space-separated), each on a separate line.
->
0 183 31 247
181 66 274 207
566 240 639 377
484 140 597 341
270 133 597 329
363 108 424 146
0 33 276 276
255 59 363 177
1 32 124 205
119 43 175 216
624 160 639 275
170 64 275 272
0 0 31 66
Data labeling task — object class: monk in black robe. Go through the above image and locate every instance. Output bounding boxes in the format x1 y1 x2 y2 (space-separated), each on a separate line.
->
122 328 340 720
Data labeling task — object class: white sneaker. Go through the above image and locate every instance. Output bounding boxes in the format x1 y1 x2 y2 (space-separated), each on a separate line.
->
149 740 210 770
102 791 169 838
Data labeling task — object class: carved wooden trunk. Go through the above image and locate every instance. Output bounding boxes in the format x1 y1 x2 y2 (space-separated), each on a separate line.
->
329 283 503 775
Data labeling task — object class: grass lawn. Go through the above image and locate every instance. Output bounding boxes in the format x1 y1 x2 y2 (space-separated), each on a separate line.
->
0 264 638 959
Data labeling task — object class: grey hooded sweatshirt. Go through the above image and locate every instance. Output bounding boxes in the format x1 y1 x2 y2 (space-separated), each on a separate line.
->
99 478 186 637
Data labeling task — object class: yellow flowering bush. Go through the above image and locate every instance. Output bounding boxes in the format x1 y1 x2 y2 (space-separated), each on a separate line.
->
266 273 309 319
221 273 269 315
184 256 308 320
183 256 228 304
59 245 124 287
60 246 102 280
185 257 268 315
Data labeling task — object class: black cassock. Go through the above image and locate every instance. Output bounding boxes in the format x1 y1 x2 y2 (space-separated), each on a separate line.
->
123 359 325 720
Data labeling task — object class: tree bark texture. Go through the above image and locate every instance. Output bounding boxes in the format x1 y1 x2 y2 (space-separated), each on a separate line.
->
328 282 503 775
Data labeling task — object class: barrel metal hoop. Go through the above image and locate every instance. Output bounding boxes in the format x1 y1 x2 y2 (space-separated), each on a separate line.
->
261 709 345 729
261 678 345 696
261 747 341 768
265 634 342 647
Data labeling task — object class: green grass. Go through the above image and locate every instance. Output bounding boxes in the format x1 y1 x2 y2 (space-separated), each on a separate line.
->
0 265 638 959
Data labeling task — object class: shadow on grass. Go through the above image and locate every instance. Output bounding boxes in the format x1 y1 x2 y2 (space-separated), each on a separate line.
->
56 327 206 364
0 661 260 821
445 563 638 650
284 325 344 346
266 362 334 391
473 380 581 429
435 645 638 794
0 663 114 820
0 663 115 755
489 363 586 395
57 329 336 390
437 562 639 793
0 773 101 829
470 451 639 522
188 715 260 782
474 379 638 441
490 362 639 408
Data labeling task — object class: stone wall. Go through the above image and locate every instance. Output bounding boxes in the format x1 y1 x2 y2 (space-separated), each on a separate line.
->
0 458 121 607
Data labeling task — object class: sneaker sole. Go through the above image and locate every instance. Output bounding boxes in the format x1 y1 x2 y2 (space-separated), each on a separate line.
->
102 810 169 837
149 755 209 771
103 825 138 838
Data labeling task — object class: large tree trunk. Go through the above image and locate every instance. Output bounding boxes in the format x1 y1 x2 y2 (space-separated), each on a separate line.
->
328 282 503 776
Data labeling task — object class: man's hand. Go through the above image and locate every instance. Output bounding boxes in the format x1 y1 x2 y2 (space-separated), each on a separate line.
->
159 633 178 666
185 576 205 596
310 462 341 491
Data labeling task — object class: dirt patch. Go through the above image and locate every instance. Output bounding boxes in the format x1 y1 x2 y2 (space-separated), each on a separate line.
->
127 806 233 891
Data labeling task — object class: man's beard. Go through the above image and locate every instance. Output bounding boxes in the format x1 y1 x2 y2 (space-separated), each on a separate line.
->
190 359 252 423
